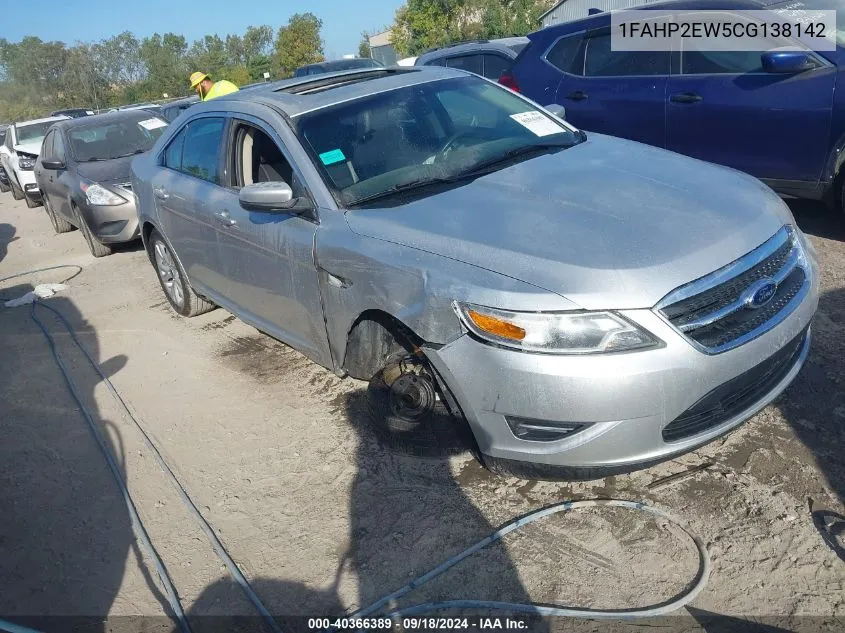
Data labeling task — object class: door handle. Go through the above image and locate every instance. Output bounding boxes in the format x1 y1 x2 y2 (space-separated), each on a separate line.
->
670 92 703 104
213 210 237 227
565 90 588 101
153 187 170 200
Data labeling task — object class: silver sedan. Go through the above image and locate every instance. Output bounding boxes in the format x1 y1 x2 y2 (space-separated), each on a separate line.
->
131 67 818 479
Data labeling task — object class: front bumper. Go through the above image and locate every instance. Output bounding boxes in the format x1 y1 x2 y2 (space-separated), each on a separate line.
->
81 199 140 244
15 169 40 199
426 276 818 475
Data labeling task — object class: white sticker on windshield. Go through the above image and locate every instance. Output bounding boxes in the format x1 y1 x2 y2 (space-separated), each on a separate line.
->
138 118 167 131
510 111 563 137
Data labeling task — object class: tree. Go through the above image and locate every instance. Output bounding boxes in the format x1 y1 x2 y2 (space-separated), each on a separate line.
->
358 32 371 59
96 32 143 85
140 33 189 98
272 13 324 77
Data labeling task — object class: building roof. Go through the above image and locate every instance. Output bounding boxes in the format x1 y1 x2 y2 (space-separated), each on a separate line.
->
538 0 568 21
368 29 393 48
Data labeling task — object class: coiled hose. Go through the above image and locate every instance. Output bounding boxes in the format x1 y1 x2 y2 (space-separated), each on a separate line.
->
351 499 710 619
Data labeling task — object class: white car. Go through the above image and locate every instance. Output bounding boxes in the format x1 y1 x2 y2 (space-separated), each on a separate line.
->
0 115 69 208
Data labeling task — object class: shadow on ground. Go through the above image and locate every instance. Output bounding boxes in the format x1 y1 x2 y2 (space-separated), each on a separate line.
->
781 201 845 559
0 282 168 631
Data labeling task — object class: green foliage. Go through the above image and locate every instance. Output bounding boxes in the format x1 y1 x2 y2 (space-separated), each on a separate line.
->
272 12 325 77
0 20 299 122
358 32 372 59
391 0 552 56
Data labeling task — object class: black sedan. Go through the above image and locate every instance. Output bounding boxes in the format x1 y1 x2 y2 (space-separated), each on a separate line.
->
34 110 169 257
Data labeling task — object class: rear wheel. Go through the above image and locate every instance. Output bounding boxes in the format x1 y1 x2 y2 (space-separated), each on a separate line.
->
0 175 10 193
149 229 215 317
24 194 41 209
44 197 73 234
74 205 112 257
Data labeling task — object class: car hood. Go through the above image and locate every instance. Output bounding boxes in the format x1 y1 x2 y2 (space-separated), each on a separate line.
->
75 155 134 184
14 142 42 156
344 134 792 310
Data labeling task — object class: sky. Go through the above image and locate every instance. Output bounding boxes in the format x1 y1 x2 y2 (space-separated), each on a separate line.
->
0 0 404 60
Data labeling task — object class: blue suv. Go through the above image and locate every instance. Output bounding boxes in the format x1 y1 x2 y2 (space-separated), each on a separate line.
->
507 0 845 212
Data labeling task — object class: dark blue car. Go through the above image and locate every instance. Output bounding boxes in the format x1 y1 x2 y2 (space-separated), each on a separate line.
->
507 0 845 211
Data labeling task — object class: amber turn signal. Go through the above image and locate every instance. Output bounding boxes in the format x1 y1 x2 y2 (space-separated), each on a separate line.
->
467 310 526 341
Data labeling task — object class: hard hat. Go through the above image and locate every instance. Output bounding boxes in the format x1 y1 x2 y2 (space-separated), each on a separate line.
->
189 72 208 89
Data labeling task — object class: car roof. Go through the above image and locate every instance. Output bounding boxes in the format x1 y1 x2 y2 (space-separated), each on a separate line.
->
191 66 469 118
416 37 529 64
51 109 165 132
14 115 70 127
301 58 379 70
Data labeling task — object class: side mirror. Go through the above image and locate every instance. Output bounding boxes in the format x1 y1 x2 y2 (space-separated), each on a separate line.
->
545 103 566 120
239 181 302 213
762 50 814 74
41 158 65 170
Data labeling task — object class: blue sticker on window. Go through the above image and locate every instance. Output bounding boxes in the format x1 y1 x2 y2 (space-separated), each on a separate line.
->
319 149 346 166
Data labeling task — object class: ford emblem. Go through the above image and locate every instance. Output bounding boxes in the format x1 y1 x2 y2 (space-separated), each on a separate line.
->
743 278 778 310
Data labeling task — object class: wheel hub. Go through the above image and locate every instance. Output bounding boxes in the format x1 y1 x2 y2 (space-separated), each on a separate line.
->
388 372 436 422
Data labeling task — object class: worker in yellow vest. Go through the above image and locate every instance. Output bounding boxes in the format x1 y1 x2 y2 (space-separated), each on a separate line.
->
189 72 239 101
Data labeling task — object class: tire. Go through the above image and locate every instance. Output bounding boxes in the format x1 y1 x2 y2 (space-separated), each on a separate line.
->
10 179 24 201
0 178 10 194
44 197 73 234
25 194 41 209
74 205 112 257
366 355 474 457
148 229 215 317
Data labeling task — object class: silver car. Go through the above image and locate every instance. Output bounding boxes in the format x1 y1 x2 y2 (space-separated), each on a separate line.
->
131 67 819 479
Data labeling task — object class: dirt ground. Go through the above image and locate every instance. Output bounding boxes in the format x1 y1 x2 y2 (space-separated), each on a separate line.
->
1 194 843 633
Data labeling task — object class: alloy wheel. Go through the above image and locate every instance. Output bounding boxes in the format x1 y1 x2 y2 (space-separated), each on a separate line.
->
153 239 184 308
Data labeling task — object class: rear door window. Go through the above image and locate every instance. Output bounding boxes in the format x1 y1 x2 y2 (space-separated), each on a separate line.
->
545 34 586 75
181 118 226 184
446 54 484 75
482 54 512 80
584 33 669 76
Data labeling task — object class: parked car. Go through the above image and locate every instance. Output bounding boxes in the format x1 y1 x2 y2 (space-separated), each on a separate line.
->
161 96 200 123
508 0 845 214
0 115 69 207
294 58 382 77
34 110 168 256
132 66 818 479
416 37 530 81
0 125 10 194
51 108 94 118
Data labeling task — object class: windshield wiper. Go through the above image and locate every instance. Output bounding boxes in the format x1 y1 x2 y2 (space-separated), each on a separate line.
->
347 176 453 207
111 149 146 159
82 157 109 162
452 138 581 181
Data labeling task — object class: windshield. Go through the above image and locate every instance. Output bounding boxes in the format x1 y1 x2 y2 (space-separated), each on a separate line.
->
68 115 168 161
297 76 582 206
16 121 55 145
767 0 845 46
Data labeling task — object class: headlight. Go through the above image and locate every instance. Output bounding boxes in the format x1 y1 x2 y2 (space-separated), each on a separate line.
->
80 182 127 206
17 153 36 170
453 301 661 354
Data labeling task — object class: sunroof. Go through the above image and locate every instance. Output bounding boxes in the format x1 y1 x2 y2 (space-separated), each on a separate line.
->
275 68 415 96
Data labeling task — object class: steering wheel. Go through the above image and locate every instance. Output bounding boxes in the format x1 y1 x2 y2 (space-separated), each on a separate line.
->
434 131 475 163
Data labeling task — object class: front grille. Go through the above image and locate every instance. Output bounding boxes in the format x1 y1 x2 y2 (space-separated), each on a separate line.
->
662 327 808 442
115 182 132 191
657 227 810 353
